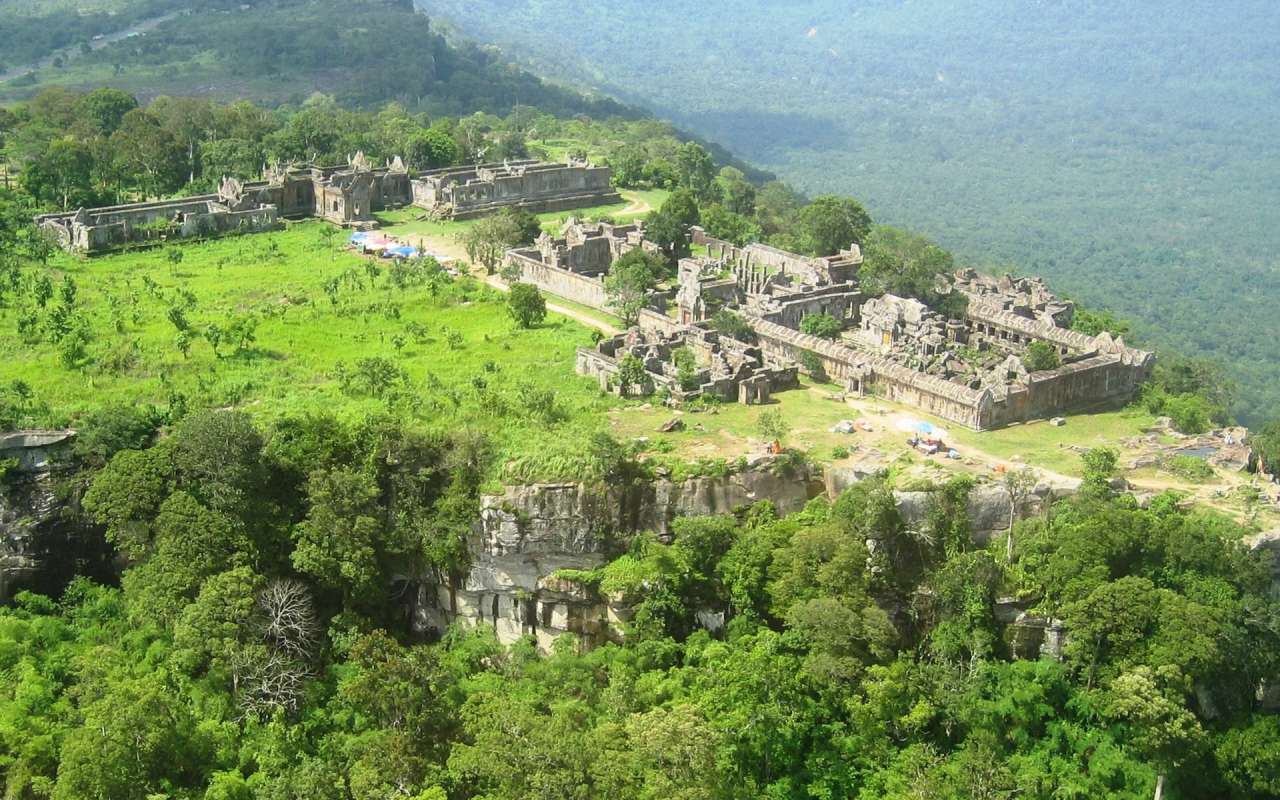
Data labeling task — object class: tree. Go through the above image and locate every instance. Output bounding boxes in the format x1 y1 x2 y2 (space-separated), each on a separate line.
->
618 354 648 396
604 249 662 325
715 166 757 215
1002 467 1038 562
462 212 522 274
171 410 266 515
507 282 546 328
78 87 138 136
1080 447 1119 499
674 141 716 199
110 108 186 198
799 312 842 339
860 225 956 305
796 195 872 256
406 126 459 169
700 203 760 246
1104 666 1205 800
645 189 700 263
757 408 789 446
291 466 391 606
711 308 756 344
1023 341 1061 372
22 137 96 210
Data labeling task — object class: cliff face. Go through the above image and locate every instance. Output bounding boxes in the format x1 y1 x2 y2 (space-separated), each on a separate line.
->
411 463 1040 649
411 463 825 648
0 432 114 602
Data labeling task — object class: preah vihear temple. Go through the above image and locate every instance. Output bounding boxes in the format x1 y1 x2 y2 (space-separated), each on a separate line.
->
33 153 1153 431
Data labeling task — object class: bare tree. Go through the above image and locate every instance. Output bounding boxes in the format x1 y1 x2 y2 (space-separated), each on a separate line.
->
1003 467 1038 562
255 578 320 661
232 579 320 720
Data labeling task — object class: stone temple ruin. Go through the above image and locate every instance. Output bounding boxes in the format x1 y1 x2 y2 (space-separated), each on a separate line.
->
411 158 620 220
504 223 1155 430
37 157 617 254
577 325 799 405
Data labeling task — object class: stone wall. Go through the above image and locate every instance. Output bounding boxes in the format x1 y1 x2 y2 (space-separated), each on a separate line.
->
413 160 621 220
506 249 609 308
751 318 997 429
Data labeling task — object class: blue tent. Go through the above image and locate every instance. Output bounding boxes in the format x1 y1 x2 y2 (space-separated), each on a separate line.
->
915 421 936 435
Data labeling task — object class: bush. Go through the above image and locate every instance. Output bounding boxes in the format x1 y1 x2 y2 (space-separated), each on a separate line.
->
799 312 842 339
506 282 546 328
832 445 850 460
73 405 162 464
711 309 756 344
1022 341 1061 372
798 350 828 382
1164 455 1214 482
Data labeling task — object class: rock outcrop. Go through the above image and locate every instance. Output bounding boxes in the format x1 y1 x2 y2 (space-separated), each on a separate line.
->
412 461 1056 649
0 432 113 601
411 461 823 647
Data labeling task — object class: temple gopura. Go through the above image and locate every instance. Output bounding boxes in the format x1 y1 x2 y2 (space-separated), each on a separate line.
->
36 156 618 254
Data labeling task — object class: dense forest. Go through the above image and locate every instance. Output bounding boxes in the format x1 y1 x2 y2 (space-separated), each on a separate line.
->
0 7 1277 799
1 409 1279 799
416 0 1280 424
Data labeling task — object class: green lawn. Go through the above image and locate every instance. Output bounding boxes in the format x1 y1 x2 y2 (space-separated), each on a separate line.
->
0 222 623 484
376 188 667 241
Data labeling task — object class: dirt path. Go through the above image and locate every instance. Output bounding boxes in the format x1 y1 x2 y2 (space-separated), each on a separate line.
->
618 191 653 218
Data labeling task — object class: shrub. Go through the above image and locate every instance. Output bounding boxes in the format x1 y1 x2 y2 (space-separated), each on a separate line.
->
1164 455 1214 482
832 445 850 460
799 312 842 339
798 350 828 382
1022 341 1061 372
506 282 547 328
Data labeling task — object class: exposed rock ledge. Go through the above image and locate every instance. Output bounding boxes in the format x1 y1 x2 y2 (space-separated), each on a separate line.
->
411 462 1049 649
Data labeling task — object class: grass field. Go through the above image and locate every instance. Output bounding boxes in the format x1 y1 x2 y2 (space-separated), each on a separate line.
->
375 188 668 241
0 222 625 484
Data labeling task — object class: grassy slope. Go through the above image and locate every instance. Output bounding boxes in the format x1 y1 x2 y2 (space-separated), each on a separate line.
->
0 222 618 483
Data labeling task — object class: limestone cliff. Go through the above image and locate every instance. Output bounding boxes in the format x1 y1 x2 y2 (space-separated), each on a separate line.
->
411 462 1040 649
0 432 113 601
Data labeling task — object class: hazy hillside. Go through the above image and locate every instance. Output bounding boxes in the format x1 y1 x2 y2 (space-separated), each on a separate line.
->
417 0 1280 423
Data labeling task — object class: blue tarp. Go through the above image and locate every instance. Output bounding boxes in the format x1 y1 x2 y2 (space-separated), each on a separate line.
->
915 421 936 435
382 246 418 259
348 231 370 244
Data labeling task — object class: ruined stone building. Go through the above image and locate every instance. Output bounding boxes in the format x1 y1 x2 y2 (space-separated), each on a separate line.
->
410 159 620 220
505 215 1153 428
38 156 616 254
530 217 655 276
38 152 412 253
576 325 798 404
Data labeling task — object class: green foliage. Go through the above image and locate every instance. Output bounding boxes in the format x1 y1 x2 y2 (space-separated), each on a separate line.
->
506 282 546 328
710 308 756 344
794 194 871 256
1163 454 1214 482
756 408 789 444
604 248 662 325
799 312 842 340
1022 340 1061 372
